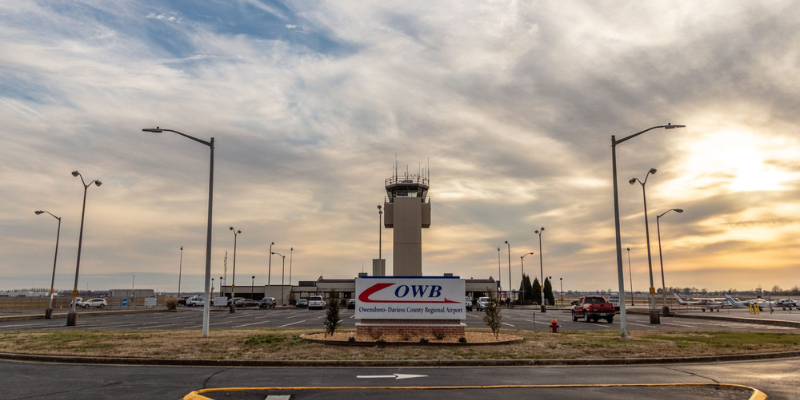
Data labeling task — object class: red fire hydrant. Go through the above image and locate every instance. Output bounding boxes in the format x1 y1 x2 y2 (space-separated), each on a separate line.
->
550 318 560 333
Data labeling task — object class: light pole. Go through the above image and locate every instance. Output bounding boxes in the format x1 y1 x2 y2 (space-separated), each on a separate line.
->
219 276 223 297
142 127 215 338
251 276 255 300
268 242 274 287
504 241 511 307
627 247 634 306
35 210 61 319
630 167 657 316
229 227 241 313
559 277 563 306
67 171 102 327
211 278 215 298
496 247 501 296
611 123 685 338
289 247 293 298
273 252 286 305
657 208 684 313
535 227 546 312
521 252 534 304
178 246 183 298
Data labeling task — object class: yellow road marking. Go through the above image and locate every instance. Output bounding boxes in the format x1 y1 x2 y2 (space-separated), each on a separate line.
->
183 383 766 400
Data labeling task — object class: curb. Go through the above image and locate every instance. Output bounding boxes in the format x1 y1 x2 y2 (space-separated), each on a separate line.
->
300 333 525 346
0 308 180 322
1 349 798 368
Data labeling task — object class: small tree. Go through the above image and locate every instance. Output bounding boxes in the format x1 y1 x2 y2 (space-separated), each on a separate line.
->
544 278 555 306
483 288 502 339
531 277 542 305
324 289 340 337
523 274 533 305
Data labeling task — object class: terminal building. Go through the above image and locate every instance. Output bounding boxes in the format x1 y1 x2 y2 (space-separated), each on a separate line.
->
220 163 501 304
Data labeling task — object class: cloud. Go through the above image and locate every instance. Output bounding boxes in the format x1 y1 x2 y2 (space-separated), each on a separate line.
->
1 1 799 294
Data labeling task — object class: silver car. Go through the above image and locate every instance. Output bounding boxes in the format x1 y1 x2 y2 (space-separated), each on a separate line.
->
82 298 107 309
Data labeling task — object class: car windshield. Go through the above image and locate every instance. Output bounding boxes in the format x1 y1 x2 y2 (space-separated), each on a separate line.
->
586 297 605 304
310 297 322 301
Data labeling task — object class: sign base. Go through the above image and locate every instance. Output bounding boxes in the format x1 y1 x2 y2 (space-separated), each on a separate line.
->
356 320 465 337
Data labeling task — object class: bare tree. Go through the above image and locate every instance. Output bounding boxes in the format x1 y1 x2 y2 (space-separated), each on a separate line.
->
482 288 502 339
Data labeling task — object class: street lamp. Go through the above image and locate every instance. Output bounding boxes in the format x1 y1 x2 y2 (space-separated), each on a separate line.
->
504 241 511 307
219 276 223 297
67 171 101 327
229 227 241 313
272 252 286 305
611 123 685 339
268 242 274 287
211 278 215 298
627 247 634 306
251 275 255 300
535 227 546 312
496 247 501 296
520 252 534 304
657 208 684 312
630 167 657 316
559 277 563 306
289 247 293 299
35 210 61 319
378 205 383 263
142 127 215 338
178 246 183 298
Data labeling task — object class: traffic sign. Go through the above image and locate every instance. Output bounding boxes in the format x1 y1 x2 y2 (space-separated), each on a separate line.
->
649 287 656 295
122 298 128 306
231 285 235 289
71 290 78 297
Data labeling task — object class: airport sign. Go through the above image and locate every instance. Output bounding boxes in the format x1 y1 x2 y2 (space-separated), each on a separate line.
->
355 277 465 320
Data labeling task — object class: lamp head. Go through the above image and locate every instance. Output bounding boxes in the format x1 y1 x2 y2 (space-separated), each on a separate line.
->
664 123 686 130
648 168 657 175
628 178 636 185
252 276 255 279
529 252 534 255
72 170 80 177
229 227 233 230
142 127 163 133
377 205 381 210
35 210 44 215
237 230 241 234
497 247 500 251
271 242 274 245
271 252 276 255
180 246 183 250
540 227 545 232
535 230 538 234
94 180 102 187
627 247 630 251
504 240 508 244
291 247 293 251
675 209 684 213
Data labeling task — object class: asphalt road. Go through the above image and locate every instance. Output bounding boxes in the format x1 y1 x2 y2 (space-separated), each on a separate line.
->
2 356 799 399
1 307 798 333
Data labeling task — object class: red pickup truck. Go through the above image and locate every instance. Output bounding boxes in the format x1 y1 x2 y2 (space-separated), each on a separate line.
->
571 296 615 323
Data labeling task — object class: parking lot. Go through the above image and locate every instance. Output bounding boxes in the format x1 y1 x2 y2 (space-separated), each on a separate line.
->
0 307 798 332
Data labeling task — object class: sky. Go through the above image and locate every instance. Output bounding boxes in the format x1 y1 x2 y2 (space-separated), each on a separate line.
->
1 1 799 294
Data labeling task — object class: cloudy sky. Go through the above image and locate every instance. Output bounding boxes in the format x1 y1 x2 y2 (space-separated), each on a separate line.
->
2 1 799 294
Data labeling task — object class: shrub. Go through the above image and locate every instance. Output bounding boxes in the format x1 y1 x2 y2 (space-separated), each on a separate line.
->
165 297 178 311
401 332 412 341
419 338 429 344
348 336 356 343
324 289 340 337
367 328 383 340
432 329 446 340
459 337 467 344
483 289 502 339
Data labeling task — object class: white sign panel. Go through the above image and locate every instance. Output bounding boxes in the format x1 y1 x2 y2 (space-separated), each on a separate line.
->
355 277 465 320
213 297 228 307
144 297 157 307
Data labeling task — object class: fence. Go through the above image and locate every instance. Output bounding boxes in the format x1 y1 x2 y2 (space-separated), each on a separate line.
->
0 296 170 312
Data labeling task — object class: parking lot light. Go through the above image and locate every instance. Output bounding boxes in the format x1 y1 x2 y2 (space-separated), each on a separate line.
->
35 210 61 319
67 171 101 327
229 227 241 313
657 208 684 310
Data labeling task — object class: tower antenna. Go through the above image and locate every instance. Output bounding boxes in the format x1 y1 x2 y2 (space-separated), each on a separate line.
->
395 154 398 181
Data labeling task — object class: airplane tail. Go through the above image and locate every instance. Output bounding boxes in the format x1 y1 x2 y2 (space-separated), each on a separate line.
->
673 293 686 304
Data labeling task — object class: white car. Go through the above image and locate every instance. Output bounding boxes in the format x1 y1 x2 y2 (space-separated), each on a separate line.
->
186 296 205 307
82 298 107 309
476 297 490 311
308 296 326 310
465 296 473 311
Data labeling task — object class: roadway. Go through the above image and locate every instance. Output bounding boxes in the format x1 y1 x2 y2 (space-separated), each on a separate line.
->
2 356 798 399
0 307 798 332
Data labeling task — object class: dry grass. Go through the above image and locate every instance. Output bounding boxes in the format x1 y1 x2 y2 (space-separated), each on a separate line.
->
0 329 798 361
303 331 520 344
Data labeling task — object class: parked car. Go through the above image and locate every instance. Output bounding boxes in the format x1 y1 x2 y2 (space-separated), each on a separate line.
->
476 297 490 311
465 296 473 311
230 297 245 307
239 299 258 308
347 299 356 309
295 299 308 308
308 296 326 310
259 297 276 309
186 296 204 307
72 297 84 307
82 298 107 309
177 296 191 306
571 296 615 323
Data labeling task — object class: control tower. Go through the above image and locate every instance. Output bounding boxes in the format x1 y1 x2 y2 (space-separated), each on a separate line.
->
383 167 431 276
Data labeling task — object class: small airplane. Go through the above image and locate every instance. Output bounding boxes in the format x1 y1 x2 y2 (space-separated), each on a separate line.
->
724 295 750 309
673 293 723 312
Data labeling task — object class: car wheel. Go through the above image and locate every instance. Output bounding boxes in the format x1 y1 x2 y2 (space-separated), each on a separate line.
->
607 317 614 323
100 304 105 309
572 311 578 322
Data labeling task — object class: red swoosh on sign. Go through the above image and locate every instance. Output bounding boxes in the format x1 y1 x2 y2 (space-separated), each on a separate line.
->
358 283 459 304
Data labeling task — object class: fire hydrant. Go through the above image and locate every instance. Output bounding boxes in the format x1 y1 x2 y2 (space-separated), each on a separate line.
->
550 318 560 333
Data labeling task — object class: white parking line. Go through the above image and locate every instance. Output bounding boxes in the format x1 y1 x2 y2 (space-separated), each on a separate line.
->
502 323 515 327
279 320 306 328
234 320 271 328
627 323 656 329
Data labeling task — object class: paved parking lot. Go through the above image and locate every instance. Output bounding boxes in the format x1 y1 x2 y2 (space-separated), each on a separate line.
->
0 307 798 332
